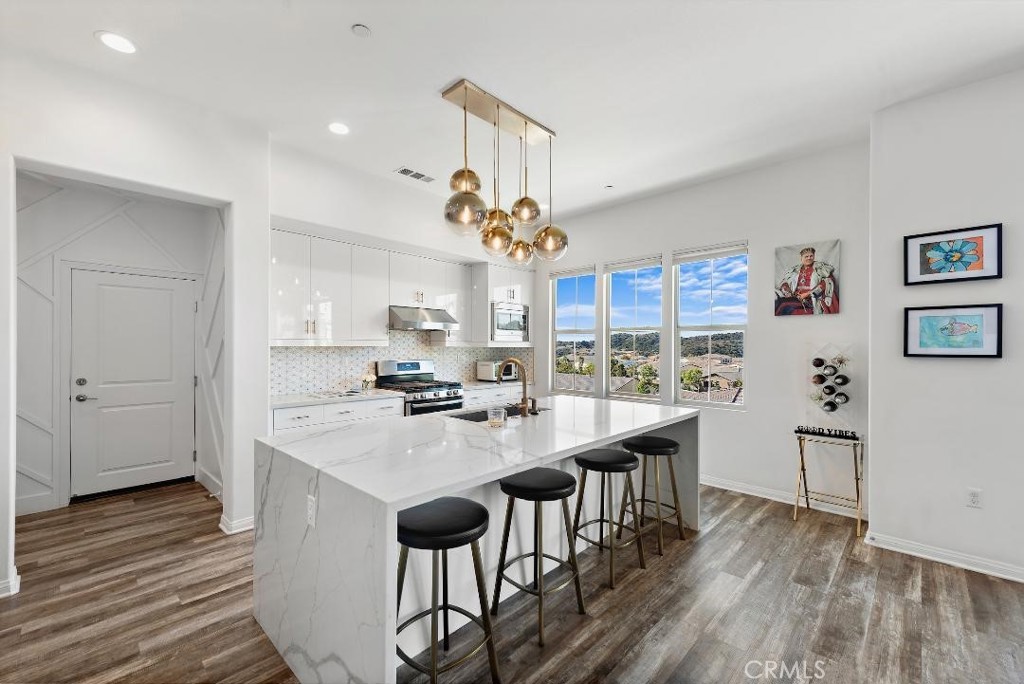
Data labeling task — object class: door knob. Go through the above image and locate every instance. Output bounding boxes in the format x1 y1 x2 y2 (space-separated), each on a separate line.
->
75 394 98 402
76 377 88 386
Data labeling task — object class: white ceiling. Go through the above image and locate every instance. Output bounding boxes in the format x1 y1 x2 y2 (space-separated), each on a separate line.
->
4 1 1024 218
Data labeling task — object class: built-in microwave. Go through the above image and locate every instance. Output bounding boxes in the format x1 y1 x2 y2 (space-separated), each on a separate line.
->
491 302 529 342
476 360 518 382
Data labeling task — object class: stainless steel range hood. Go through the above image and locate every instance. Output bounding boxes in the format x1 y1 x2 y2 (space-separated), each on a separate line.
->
388 305 460 331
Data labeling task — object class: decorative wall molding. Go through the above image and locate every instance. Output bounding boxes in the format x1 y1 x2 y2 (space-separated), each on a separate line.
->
0 572 21 598
867 532 1024 584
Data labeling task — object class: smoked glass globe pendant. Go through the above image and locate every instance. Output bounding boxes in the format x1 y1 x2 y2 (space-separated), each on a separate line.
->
533 135 568 261
443 93 486 236
480 106 514 257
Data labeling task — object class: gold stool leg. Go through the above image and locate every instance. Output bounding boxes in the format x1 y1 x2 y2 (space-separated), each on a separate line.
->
616 472 629 540
598 472 606 554
396 545 409 615
442 549 450 652
639 454 648 526
653 455 664 555
794 436 805 521
561 498 586 615
573 469 587 540
430 549 439 684
491 496 515 615
853 443 863 537
471 541 503 684
607 472 616 588
626 472 646 569
666 453 686 540
535 501 545 646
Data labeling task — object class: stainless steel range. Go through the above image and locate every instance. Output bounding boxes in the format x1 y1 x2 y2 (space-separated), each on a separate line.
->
375 360 464 416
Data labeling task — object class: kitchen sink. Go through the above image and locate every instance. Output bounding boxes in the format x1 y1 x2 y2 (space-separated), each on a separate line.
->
451 404 550 423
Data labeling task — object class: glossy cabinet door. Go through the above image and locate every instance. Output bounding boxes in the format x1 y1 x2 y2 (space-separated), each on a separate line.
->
420 258 446 308
310 238 352 342
488 264 512 303
270 230 311 341
508 267 533 308
389 252 422 306
351 245 390 342
445 262 472 342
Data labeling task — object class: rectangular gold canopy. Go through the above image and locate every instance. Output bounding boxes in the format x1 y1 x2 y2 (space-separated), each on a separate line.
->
441 78 555 145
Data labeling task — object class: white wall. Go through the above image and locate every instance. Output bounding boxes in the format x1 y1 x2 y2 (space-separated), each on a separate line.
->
0 55 270 595
14 172 223 514
868 68 1024 580
534 144 870 512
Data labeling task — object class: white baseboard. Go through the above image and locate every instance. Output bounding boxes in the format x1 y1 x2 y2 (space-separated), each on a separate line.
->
866 532 1024 584
219 514 254 535
700 475 867 521
0 571 21 598
195 465 223 500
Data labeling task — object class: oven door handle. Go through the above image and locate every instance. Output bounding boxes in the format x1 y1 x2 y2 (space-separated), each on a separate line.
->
409 398 464 409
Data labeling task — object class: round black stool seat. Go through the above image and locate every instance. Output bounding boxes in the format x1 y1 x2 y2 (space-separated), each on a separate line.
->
398 496 489 550
574 449 639 473
499 467 576 501
623 435 680 456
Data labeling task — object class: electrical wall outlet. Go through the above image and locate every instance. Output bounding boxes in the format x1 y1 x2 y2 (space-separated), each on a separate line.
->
966 488 983 509
306 494 317 526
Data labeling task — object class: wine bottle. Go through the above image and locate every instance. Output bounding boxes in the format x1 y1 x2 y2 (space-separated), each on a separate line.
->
822 401 837 412
811 374 826 385
834 392 849 404
833 374 849 386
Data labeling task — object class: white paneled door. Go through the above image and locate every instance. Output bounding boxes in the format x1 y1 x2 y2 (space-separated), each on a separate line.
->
70 269 196 497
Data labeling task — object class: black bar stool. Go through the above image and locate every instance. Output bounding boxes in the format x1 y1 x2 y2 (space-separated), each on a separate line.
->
491 467 586 646
396 496 502 684
622 435 686 555
572 449 646 588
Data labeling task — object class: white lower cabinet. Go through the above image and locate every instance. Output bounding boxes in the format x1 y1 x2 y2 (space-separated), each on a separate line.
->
273 398 403 435
462 384 535 408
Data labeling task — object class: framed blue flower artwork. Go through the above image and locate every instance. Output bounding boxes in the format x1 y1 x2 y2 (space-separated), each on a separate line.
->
904 224 1002 285
904 304 1002 358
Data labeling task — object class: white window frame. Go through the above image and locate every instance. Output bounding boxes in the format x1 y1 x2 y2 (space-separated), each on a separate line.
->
674 242 748 408
606 257 663 400
551 268 596 395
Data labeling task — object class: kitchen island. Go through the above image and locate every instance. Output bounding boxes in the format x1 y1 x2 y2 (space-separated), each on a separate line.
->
253 395 699 684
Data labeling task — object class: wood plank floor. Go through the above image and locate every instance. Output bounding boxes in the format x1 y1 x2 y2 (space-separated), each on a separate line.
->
2 482 1022 684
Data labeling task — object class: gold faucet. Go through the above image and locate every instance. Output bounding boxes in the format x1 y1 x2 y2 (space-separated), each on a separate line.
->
497 357 529 417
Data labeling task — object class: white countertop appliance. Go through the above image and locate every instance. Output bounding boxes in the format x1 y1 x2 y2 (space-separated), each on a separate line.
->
476 360 518 382
376 359 464 416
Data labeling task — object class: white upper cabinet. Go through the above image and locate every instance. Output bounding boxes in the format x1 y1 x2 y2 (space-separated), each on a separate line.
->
310 238 352 342
270 230 388 346
487 264 533 305
270 230 312 341
430 262 474 346
389 252 422 307
350 245 389 343
420 258 446 308
389 253 449 309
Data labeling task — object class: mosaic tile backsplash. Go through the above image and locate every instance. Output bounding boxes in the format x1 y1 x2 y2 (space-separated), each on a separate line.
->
270 330 535 395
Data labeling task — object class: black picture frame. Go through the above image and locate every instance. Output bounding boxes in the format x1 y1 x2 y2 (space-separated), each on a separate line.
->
904 303 1002 358
903 223 1002 286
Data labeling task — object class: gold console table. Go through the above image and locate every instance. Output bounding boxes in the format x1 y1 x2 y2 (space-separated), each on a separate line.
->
793 434 865 536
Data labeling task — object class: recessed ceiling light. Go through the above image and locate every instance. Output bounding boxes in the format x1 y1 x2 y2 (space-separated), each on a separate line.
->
328 122 350 135
604 184 615 189
351 24 372 38
95 30 136 54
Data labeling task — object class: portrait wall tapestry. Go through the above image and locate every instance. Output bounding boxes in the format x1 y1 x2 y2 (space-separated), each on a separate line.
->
774 239 841 316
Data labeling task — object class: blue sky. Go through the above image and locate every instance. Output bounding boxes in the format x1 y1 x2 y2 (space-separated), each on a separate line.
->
679 254 748 326
554 254 747 331
555 274 596 330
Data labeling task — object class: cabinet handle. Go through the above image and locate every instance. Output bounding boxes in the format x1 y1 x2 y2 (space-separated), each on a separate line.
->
377 406 392 410
304 320 309 334
312 319 317 335
336 410 353 415
291 415 310 420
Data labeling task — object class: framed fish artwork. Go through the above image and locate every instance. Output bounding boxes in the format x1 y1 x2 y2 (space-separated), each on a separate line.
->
904 224 1002 285
904 304 1002 358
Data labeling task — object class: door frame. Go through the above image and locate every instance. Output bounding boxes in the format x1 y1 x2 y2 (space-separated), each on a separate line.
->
58 261 201 506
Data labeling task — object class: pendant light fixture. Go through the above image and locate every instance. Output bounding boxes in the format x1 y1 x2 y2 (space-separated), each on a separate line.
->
441 79 567 262
480 104 514 257
510 123 541 226
443 84 487 236
533 134 568 261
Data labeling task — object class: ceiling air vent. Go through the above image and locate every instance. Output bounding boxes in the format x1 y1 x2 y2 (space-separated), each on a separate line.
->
394 166 435 184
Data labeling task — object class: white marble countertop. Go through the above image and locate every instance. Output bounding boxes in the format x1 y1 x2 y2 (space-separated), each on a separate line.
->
270 388 404 409
257 394 699 509
461 380 535 390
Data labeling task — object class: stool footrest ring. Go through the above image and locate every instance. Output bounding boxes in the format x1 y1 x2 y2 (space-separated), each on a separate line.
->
574 518 641 550
499 550 579 597
396 604 492 676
